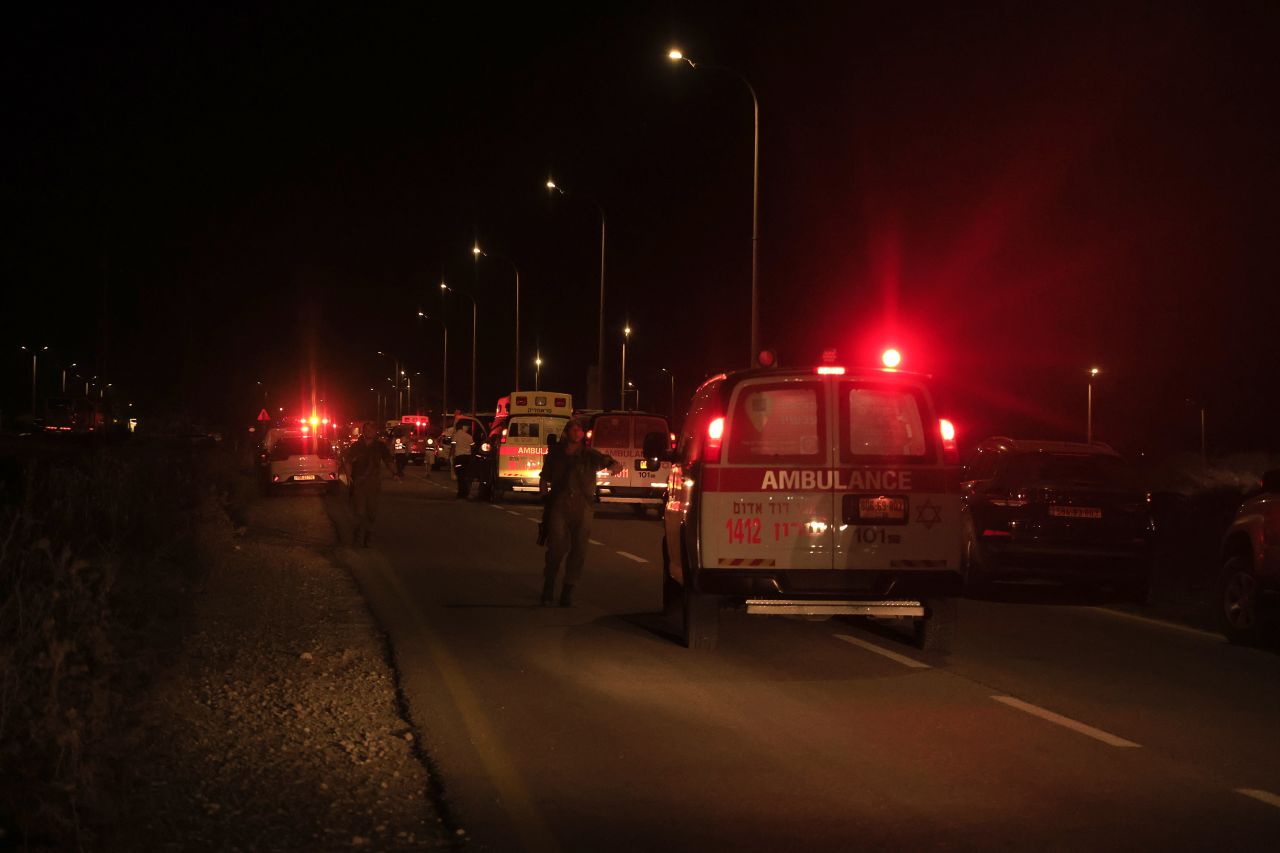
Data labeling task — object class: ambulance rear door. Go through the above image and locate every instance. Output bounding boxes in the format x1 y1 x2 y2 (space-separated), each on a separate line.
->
833 377 960 571
499 415 565 484
700 375 836 572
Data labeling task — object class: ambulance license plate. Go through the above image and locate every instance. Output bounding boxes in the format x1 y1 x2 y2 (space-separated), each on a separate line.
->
1049 505 1101 519
294 474 316 481
844 494 908 524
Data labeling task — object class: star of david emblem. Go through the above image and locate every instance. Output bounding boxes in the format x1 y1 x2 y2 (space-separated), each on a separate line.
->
916 499 943 530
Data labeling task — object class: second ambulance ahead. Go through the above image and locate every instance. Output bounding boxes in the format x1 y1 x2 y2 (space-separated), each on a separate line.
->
490 391 573 500
645 356 963 651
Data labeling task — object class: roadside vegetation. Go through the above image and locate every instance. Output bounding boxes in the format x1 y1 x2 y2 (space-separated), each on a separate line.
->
0 438 236 848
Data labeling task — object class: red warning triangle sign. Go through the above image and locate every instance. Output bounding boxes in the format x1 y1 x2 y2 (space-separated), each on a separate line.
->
257 408 271 421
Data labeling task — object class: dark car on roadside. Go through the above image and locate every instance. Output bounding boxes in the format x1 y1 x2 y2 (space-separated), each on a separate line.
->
1217 468 1280 644
961 437 1154 600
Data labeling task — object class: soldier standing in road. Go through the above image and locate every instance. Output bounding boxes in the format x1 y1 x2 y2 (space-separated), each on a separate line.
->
344 422 394 547
538 417 622 606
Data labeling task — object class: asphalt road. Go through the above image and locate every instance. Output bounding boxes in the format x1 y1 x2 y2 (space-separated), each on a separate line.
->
326 469 1280 852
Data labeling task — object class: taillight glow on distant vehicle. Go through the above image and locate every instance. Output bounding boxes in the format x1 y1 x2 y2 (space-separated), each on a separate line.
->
882 348 902 369
816 365 845 375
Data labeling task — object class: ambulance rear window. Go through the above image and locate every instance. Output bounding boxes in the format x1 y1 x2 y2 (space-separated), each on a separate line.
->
591 415 630 448
841 384 932 461
631 416 667 446
510 420 541 438
728 384 823 463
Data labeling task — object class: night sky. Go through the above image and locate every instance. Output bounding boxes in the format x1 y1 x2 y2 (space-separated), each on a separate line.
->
5 2 1278 457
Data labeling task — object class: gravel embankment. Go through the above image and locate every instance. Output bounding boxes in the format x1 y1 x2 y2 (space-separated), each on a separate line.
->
105 491 452 851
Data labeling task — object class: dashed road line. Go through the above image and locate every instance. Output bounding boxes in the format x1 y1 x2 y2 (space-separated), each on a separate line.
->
616 550 649 564
1237 788 1280 810
488 504 505 511
991 695 1141 748
523 517 539 523
1088 607 1223 641
588 539 605 546
834 634 931 669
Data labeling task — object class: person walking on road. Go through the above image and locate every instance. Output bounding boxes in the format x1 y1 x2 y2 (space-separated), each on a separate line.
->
391 427 410 480
451 422 475 499
343 422 394 548
538 417 621 606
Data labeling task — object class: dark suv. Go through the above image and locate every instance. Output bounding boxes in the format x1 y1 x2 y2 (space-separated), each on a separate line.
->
961 437 1154 599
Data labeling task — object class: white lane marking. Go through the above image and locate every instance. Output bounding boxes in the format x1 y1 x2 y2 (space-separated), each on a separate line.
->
991 695 1141 748
488 504 504 511
616 550 649 564
834 634 931 669
1088 607 1223 641
588 539 605 546
524 517 539 523
1237 788 1280 810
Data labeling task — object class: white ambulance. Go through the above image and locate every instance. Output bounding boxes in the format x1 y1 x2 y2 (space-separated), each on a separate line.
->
586 411 673 517
644 357 963 651
490 391 573 501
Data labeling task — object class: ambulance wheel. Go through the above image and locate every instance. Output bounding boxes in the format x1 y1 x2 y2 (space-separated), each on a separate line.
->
682 586 720 651
912 597 956 654
661 538 681 628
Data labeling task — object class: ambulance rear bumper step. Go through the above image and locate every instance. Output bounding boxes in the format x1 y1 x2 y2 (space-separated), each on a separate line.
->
745 599 925 617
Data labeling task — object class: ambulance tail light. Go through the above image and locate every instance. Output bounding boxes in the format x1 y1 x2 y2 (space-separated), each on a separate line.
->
500 427 508 445
670 432 677 449
554 397 567 408
706 416 725 460
816 365 845 375
939 418 959 464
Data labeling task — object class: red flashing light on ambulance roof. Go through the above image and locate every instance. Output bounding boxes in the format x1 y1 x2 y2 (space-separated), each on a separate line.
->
309 416 320 425
882 348 902 369
939 418 959 463
816 365 845 375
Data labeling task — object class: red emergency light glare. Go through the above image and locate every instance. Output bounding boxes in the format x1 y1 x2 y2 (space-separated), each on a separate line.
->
939 419 959 463
882 349 902 369
554 397 567 408
515 396 528 407
706 416 725 460
756 349 777 368
309 416 320 425
816 366 846 375
301 425 310 433
321 418 329 425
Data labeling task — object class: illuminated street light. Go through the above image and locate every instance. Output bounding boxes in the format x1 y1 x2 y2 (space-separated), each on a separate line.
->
441 281 477 415
535 352 543 391
1087 366 1101 444
473 243 522 391
620 325 632 410
546 176 607 408
418 310 448 417
18 345 47 417
668 47 760 366
376 351 403 418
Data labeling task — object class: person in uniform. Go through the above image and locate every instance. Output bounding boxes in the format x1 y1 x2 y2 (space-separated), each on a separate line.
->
538 417 622 606
344 422 394 547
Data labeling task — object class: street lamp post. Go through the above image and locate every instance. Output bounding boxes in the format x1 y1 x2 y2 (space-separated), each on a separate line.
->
659 367 676 420
418 311 448 418
620 325 631 409
1086 367 1100 444
441 281 477 415
62 362 76 395
547 178 607 407
19 346 47 417
668 49 760 366
474 245 521 391
376 351 402 418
